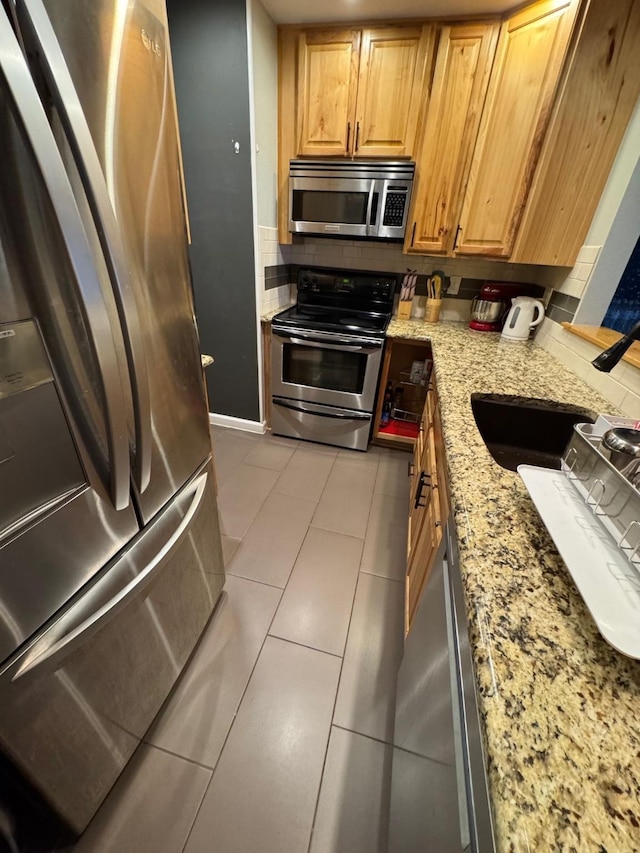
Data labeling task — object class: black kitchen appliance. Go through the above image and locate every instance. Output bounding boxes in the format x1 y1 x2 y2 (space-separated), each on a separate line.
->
271 268 396 450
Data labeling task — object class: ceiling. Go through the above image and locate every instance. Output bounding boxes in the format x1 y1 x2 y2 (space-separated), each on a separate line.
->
261 0 514 24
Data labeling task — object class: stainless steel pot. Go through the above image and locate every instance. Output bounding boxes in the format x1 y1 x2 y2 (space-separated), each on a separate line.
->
602 428 640 473
470 297 504 323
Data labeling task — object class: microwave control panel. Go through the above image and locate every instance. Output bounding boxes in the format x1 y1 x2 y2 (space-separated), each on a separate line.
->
382 191 409 227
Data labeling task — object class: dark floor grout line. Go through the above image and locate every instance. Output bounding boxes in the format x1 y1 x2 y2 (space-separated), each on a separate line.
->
358 568 405 585
181 454 300 852
180 598 280 852
266 632 343 659
184 435 398 853
331 723 396 750
225 570 285 592
392 742 456 767
308 450 339 516
306 553 362 853
143 741 217 773
307 522 366 542
329 724 453 766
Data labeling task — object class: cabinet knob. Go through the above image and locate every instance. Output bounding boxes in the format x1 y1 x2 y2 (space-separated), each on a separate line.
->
346 121 351 151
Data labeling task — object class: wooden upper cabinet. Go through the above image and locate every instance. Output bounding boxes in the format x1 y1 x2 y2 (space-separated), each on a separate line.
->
294 24 431 159
354 26 432 157
455 0 580 258
406 22 499 255
296 29 361 157
512 0 640 266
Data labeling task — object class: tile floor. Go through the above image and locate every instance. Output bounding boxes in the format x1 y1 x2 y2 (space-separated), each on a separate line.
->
73 428 431 853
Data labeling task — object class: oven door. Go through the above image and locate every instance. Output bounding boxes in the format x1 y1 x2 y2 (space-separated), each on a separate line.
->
271 328 383 412
289 177 381 238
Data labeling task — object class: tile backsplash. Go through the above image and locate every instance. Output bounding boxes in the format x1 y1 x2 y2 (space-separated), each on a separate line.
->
534 318 640 417
258 231 555 315
258 226 293 314
287 236 556 285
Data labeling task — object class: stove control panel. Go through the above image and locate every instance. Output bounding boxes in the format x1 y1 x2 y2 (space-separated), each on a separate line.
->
298 269 396 305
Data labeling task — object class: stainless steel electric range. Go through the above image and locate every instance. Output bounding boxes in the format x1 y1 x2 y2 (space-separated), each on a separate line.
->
271 268 396 451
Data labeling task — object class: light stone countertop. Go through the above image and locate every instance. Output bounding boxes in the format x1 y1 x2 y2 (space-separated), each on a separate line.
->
389 319 640 853
260 304 294 323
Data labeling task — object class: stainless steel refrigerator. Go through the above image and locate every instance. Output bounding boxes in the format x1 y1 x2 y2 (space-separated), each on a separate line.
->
0 0 224 836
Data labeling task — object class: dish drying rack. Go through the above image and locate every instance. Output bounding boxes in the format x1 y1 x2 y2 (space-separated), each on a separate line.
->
562 423 640 570
390 367 431 423
518 418 640 658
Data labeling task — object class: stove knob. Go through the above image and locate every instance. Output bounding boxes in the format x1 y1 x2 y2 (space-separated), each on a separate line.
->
311 275 319 285
301 274 310 284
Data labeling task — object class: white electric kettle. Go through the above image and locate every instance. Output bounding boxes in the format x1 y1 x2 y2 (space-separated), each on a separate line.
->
501 296 545 342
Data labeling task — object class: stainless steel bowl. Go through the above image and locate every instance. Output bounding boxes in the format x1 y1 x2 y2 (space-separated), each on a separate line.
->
470 297 504 323
602 428 640 472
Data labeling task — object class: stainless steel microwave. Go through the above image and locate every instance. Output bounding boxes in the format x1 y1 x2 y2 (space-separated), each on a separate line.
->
289 159 415 241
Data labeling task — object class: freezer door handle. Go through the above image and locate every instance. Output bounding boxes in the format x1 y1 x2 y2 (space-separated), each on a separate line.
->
15 0 152 494
7 470 209 682
0 6 131 510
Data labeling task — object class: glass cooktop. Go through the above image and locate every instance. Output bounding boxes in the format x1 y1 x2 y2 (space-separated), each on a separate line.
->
272 305 390 338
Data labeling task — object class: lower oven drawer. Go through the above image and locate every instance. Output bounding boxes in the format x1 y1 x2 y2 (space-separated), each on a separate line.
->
271 396 372 451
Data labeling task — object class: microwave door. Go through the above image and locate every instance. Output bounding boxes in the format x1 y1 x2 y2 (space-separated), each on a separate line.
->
289 176 371 237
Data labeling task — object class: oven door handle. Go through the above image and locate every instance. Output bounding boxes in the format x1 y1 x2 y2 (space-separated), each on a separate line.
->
289 337 364 352
273 399 371 421
273 330 381 351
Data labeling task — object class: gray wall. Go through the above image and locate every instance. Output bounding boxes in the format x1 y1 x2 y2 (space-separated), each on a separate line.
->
167 0 260 422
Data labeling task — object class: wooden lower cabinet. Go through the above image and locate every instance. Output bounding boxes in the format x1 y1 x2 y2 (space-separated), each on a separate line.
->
405 382 448 636
372 338 432 450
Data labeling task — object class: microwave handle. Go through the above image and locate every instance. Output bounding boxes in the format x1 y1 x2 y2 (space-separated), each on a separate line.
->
366 180 376 236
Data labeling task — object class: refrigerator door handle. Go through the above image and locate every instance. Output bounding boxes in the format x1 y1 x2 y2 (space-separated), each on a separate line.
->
15 0 152 494
0 6 131 511
8 470 209 682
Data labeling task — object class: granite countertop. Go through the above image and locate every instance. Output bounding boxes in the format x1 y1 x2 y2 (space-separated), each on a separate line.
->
389 319 640 852
260 304 294 323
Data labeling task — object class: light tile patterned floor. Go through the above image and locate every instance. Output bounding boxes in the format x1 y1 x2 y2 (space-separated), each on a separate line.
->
73 428 428 853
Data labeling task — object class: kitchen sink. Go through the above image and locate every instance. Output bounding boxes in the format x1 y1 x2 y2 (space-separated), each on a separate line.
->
470 393 596 471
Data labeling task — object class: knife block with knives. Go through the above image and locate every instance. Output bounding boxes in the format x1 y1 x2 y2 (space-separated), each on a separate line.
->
397 270 417 320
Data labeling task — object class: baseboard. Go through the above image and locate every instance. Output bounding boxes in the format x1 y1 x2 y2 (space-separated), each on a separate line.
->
209 413 267 434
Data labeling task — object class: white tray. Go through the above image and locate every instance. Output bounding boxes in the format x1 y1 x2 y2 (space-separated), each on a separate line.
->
518 464 640 659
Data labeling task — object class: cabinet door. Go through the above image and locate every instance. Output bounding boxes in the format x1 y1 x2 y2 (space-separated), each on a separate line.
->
456 0 579 258
296 29 361 157
354 26 433 158
406 425 436 630
406 23 499 255
512 0 640 266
